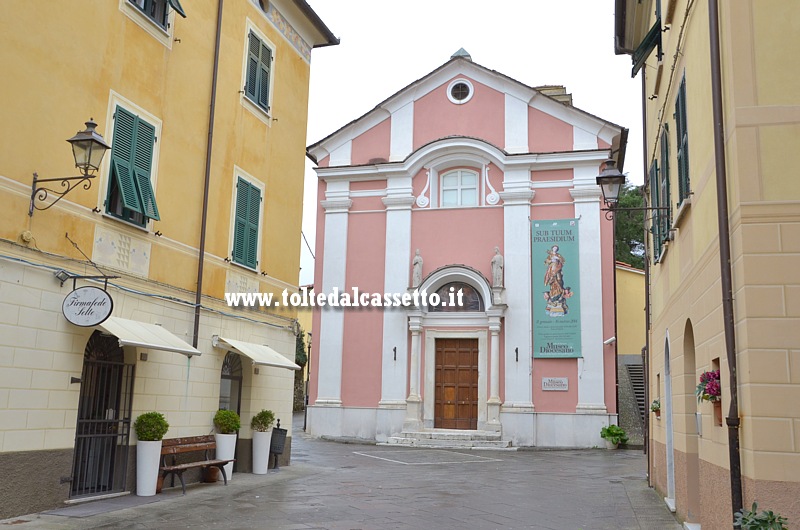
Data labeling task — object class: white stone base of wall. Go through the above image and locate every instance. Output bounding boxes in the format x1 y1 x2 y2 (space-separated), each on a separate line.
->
308 405 618 448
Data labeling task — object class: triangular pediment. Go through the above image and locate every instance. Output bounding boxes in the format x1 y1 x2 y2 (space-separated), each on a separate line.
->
307 56 625 166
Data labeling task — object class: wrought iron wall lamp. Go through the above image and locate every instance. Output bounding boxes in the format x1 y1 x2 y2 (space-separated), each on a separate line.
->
29 118 111 216
595 159 669 220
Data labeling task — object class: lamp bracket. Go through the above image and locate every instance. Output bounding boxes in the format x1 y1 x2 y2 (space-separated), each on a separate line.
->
601 206 670 221
29 172 96 216
54 269 119 289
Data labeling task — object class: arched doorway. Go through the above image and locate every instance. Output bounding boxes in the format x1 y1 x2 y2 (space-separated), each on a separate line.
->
430 281 484 429
683 320 701 522
413 265 502 432
70 331 135 498
218 352 243 470
664 330 676 508
219 352 243 414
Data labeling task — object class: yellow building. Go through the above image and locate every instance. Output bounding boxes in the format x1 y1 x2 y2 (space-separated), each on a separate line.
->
615 0 800 527
0 0 336 517
616 262 646 358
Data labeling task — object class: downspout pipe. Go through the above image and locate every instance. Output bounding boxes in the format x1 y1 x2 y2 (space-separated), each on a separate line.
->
640 70 651 477
708 0 743 521
193 0 224 348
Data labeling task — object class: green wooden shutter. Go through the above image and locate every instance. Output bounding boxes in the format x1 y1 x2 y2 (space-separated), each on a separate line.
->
676 78 690 203
110 107 142 214
649 161 661 259
660 126 671 238
258 43 271 110
233 178 249 265
132 119 160 221
245 182 261 268
167 0 186 18
246 33 260 101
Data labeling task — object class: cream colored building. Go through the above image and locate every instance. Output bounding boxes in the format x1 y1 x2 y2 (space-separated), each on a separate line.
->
615 0 800 527
0 0 336 518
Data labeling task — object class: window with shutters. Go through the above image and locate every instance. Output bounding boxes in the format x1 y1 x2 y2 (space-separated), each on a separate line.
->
649 160 663 261
675 76 691 205
659 125 672 240
106 106 161 228
232 176 263 269
244 30 274 114
127 0 186 30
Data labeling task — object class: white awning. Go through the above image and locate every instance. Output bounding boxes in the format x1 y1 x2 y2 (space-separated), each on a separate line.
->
212 335 300 371
97 317 200 357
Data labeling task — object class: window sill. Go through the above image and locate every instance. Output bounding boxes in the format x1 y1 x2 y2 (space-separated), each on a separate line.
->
241 95 273 127
672 196 692 229
102 212 152 233
119 0 174 49
654 239 670 265
229 259 259 275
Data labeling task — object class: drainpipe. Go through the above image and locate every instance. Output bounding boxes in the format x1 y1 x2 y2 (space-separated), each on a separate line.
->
641 69 652 479
193 0 224 347
708 0 743 521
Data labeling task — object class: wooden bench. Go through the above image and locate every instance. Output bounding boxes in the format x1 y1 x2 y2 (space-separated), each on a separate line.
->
159 435 235 495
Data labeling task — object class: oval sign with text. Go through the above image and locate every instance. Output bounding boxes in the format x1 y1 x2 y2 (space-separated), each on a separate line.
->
62 286 114 327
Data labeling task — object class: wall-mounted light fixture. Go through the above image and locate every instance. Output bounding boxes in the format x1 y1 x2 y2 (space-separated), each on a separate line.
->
29 118 111 216
595 159 669 220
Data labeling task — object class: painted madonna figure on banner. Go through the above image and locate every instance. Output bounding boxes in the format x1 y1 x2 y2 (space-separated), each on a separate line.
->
532 219 581 358
543 245 573 317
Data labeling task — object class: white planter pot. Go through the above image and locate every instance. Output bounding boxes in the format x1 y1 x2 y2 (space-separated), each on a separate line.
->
214 432 237 482
251 430 272 475
136 440 162 496
604 439 618 450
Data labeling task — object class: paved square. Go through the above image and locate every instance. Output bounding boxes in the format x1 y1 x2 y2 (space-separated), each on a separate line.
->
353 449 503 465
2 414 681 529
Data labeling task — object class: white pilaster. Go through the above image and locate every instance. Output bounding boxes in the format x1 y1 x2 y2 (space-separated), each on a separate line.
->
570 175 606 414
379 189 415 408
315 185 351 406
504 94 529 154
487 313 502 429
403 312 423 430
390 102 414 162
499 167 534 411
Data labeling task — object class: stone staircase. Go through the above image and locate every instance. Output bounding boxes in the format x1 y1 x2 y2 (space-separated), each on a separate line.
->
382 429 514 450
627 363 646 423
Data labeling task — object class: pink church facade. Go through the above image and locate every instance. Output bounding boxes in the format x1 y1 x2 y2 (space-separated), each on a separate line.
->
306 52 627 447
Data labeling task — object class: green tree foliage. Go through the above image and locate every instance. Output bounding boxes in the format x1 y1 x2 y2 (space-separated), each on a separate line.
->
614 184 646 270
295 329 307 367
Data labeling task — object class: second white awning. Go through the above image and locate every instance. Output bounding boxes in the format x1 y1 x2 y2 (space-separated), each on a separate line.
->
212 335 300 371
97 317 201 357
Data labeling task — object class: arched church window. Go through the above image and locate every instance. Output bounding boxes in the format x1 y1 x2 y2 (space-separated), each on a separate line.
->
428 281 484 312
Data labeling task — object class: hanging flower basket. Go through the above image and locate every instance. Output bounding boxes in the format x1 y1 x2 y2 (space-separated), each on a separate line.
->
696 370 721 403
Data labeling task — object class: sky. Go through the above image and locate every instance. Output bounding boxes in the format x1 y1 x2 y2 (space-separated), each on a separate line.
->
298 0 642 285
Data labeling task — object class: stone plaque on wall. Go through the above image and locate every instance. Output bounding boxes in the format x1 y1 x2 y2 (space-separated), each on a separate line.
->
542 377 569 391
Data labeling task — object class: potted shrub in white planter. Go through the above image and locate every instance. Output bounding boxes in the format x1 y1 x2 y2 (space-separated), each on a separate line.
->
213 409 240 482
134 411 169 496
250 409 275 475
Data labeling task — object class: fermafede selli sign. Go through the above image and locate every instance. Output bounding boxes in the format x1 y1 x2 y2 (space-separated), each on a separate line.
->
62 286 113 327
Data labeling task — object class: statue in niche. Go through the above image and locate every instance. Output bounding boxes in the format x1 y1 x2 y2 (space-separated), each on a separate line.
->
412 249 423 287
491 247 504 288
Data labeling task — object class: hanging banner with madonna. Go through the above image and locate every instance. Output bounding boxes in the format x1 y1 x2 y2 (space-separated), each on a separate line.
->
532 219 581 358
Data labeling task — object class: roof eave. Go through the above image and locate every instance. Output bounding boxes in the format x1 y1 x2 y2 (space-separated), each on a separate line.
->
292 0 339 47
